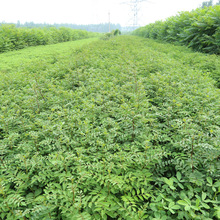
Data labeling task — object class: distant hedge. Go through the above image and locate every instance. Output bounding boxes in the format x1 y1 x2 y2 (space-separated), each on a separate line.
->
132 6 220 54
0 24 98 53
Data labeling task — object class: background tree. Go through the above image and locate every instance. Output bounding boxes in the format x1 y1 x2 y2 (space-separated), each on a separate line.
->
201 0 213 8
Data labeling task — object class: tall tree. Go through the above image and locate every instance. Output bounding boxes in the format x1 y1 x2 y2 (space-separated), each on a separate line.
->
201 0 213 8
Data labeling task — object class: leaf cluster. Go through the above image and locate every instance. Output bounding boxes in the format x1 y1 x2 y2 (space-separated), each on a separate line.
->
133 6 220 55
100 29 122 40
0 36 219 219
0 24 98 53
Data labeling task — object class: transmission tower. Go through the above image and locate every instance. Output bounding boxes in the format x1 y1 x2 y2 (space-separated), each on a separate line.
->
122 0 149 30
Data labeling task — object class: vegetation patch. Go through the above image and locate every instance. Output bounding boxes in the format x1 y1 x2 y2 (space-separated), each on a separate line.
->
133 5 220 55
0 36 219 219
0 38 98 72
100 29 122 40
0 24 99 53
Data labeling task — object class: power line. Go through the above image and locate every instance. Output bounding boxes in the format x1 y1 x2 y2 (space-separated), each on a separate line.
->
122 0 150 30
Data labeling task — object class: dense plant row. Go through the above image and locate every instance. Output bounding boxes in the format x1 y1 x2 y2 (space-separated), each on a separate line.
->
0 36 219 219
11 21 122 33
133 6 220 54
0 24 98 53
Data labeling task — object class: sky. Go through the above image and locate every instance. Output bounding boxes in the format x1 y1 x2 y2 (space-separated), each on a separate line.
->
0 0 218 26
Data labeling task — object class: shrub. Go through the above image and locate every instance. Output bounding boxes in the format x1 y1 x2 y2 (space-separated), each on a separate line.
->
133 6 220 54
0 25 96 53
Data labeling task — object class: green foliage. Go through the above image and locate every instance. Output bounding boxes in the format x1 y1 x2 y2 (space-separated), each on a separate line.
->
101 29 122 40
0 38 98 73
201 0 214 8
113 29 122 36
133 6 220 55
12 21 122 33
0 36 219 219
0 24 98 53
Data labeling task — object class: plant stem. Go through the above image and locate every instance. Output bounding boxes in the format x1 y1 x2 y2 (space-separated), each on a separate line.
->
34 74 46 101
191 136 194 173
0 157 6 168
132 117 135 142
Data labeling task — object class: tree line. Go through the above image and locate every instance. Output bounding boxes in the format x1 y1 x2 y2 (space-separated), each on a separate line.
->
0 21 122 33
201 0 220 8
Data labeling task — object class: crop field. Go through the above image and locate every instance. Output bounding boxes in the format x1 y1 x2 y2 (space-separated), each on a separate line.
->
0 38 98 72
0 36 220 219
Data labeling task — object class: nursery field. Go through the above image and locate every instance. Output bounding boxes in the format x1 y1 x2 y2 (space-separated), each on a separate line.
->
0 38 98 71
0 36 220 219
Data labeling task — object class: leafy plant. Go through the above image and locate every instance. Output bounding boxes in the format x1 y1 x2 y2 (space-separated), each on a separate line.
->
0 24 98 53
0 36 219 219
133 6 220 55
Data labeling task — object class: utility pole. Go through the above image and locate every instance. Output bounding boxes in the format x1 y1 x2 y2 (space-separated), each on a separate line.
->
108 11 111 33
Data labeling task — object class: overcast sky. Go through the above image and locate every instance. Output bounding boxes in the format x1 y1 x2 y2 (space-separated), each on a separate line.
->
0 0 218 26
